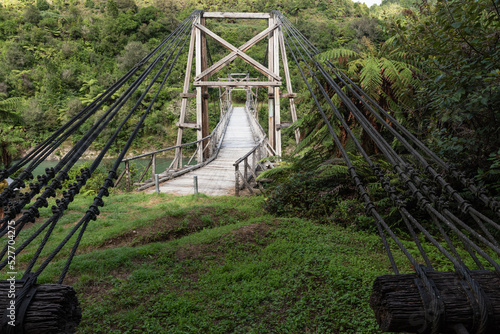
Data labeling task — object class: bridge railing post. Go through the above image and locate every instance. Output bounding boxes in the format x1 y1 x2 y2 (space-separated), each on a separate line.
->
125 160 130 192
244 157 248 183
152 154 156 181
179 147 182 169
252 150 256 173
235 163 240 196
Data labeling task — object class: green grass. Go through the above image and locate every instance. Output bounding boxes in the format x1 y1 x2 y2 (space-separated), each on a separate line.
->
5 191 500 333
5 192 411 333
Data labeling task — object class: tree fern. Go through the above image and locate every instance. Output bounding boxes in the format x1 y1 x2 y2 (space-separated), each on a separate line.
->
360 57 383 94
0 96 24 124
318 48 359 62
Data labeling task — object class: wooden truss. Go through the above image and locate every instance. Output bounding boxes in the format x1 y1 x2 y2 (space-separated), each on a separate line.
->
174 12 300 167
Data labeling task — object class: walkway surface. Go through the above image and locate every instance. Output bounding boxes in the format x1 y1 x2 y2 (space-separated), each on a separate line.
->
152 107 257 196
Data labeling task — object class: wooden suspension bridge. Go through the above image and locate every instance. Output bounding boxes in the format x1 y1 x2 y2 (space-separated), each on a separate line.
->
1 10 500 334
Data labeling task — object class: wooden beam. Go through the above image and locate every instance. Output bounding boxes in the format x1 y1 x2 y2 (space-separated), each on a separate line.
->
193 24 279 81
179 93 196 98
174 24 197 169
274 15 281 157
195 15 203 162
268 14 275 150
203 12 271 19
277 121 292 129
194 81 281 87
201 16 209 160
176 122 200 129
278 26 300 144
194 24 281 81
280 93 297 98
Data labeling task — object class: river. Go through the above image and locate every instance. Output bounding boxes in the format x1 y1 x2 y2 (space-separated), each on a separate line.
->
13 157 184 179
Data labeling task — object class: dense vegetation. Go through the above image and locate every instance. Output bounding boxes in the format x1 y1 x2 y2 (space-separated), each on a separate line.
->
2 0 498 195
0 0 377 165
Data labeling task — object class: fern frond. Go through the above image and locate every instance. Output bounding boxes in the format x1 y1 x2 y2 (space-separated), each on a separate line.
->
380 58 400 83
359 57 382 95
256 163 294 181
317 164 349 178
0 97 24 124
0 97 23 112
318 48 359 62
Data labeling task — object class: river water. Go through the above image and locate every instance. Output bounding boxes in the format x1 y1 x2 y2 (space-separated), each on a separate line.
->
14 157 182 179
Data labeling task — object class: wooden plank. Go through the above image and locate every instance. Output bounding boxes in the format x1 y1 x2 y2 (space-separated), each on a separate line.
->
194 24 281 81
194 81 281 87
176 122 200 129
203 12 271 19
194 24 280 81
280 93 297 98
179 93 196 98
150 107 260 196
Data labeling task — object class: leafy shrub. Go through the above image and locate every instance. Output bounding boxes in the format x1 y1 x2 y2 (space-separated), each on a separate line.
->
264 167 355 219
262 153 403 231
36 0 50 11
116 41 149 72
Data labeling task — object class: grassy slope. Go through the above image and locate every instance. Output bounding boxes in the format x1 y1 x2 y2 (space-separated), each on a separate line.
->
13 192 410 333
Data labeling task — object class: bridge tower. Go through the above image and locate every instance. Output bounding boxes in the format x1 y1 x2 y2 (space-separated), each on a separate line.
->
174 12 299 168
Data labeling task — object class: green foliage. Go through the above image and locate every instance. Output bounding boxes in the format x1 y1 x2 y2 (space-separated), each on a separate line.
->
389 0 500 192
264 164 355 219
319 35 420 110
262 150 401 232
36 0 50 11
0 94 24 168
84 0 95 9
107 0 119 17
23 5 41 24
116 40 148 72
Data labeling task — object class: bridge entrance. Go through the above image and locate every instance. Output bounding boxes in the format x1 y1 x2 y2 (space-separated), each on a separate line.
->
173 12 300 169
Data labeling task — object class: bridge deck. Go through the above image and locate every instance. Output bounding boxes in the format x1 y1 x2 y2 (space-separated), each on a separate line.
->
152 107 257 196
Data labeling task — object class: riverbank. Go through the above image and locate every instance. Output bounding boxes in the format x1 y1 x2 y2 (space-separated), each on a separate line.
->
22 143 176 162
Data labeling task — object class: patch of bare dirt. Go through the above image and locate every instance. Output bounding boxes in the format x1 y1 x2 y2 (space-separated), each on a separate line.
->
176 243 224 262
229 223 272 243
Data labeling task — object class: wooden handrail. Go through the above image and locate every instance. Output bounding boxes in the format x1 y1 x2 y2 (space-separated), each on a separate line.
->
121 105 234 191
122 105 233 163
233 139 264 166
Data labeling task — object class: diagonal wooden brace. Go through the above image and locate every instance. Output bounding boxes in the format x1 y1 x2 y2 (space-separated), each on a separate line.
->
193 24 281 81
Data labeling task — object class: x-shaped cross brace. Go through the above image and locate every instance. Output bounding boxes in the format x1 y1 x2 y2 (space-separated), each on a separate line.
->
193 23 281 82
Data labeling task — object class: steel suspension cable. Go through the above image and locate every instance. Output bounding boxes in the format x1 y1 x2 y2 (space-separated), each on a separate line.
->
277 13 496 332
0 11 200 276
0 13 195 243
280 16 500 261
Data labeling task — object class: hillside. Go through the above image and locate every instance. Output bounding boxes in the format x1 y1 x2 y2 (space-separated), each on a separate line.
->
20 192 410 333
0 0 381 167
